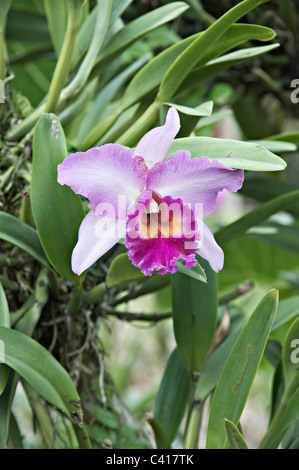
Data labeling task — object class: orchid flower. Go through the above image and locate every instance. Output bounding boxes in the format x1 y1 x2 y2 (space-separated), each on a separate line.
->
57 107 244 276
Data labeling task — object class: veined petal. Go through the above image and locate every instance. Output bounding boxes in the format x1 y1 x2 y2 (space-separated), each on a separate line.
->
134 107 180 169
197 221 224 273
147 152 244 216
72 210 126 275
58 144 147 215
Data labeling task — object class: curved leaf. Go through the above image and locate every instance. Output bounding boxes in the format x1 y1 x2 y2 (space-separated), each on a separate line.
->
167 136 286 172
215 190 299 246
176 258 207 283
106 253 145 289
0 212 49 267
206 289 278 449
97 2 189 66
44 0 68 55
31 113 86 283
165 101 213 117
121 23 275 111
172 256 218 373
0 326 83 422
260 390 299 449
0 282 9 329
158 0 272 102
225 419 248 449
154 348 191 443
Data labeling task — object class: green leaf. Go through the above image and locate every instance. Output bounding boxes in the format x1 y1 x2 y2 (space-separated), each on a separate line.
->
165 101 213 117
176 258 207 283
179 44 279 94
76 54 150 145
167 135 286 172
197 23 276 66
0 283 10 396
267 131 299 147
282 420 299 449
215 190 299 247
0 212 49 267
62 0 113 102
31 114 86 283
6 9 51 43
224 419 248 449
282 317 299 391
0 282 9 329
154 348 191 443
260 390 299 449
158 0 272 102
0 371 19 447
147 416 171 449
206 289 278 449
44 0 68 55
247 140 297 153
194 305 245 403
71 0 133 68
172 256 218 373
105 253 145 289
7 412 23 449
96 2 189 66
119 35 201 111
249 222 299 255
272 296 299 331
240 178 299 219
0 326 83 422
121 21 275 113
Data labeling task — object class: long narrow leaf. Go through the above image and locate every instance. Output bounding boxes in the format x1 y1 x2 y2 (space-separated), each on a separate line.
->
0 212 49 267
31 114 86 282
206 289 278 449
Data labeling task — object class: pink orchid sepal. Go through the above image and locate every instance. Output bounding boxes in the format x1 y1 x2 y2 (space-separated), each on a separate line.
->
57 107 244 276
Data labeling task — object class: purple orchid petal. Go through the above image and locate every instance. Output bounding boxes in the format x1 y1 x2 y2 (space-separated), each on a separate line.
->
133 107 180 169
147 152 244 216
125 189 199 276
197 221 224 273
72 210 126 275
58 144 147 215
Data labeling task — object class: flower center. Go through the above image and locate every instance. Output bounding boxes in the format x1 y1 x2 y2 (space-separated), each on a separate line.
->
138 191 183 239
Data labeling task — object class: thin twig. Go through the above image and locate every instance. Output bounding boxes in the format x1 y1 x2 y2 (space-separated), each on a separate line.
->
102 305 172 323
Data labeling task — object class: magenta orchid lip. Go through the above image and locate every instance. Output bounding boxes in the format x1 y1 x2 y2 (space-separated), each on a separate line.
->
57 107 244 276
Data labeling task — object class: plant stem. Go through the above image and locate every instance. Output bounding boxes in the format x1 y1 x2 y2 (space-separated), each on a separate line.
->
219 280 255 305
81 107 123 151
84 282 107 305
61 0 112 102
44 0 83 113
67 283 83 315
184 400 204 449
7 0 111 142
103 306 172 323
116 100 161 147
145 414 171 449
73 423 92 449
